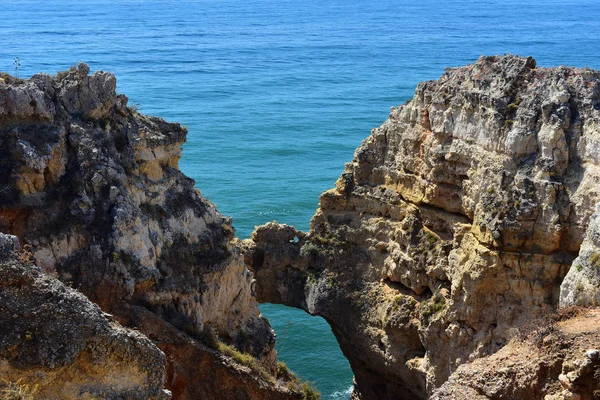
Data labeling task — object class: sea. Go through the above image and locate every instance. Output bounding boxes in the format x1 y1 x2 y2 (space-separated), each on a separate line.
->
4 0 600 397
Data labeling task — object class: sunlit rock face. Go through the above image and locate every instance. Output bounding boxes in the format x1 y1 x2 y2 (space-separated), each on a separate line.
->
0 65 303 399
247 55 600 399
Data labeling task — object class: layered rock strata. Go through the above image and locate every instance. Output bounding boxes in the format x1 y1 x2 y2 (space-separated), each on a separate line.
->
246 55 600 399
0 65 302 399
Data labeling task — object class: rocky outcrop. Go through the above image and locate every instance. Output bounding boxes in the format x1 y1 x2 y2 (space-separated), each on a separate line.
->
560 204 600 307
432 309 600 400
0 65 303 399
0 233 169 400
246 55 600 399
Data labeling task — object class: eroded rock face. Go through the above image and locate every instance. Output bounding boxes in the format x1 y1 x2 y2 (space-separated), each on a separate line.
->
432 310 600 400
0 65 295 399
246 56 600 399
0 243 169 399
560 204 600 307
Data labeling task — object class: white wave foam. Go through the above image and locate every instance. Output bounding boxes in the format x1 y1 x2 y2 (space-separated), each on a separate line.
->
329 385 353 399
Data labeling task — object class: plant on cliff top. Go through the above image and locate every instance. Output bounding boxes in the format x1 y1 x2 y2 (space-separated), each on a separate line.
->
276 362 321 400
301 382 321 400
13 57 20 79
217 341 275 383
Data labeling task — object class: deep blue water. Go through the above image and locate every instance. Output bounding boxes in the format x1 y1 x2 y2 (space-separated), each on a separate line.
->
4 0 600 397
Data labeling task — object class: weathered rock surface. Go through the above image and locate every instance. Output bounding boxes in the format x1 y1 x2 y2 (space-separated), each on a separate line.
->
0 65 302 399
0 236 169 400
246 55 600 399
560 204 600 307
432 309 600 400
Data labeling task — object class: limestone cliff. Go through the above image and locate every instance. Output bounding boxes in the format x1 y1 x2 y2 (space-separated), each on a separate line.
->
245 55 600 399
0 233 169 399
0 65 305 399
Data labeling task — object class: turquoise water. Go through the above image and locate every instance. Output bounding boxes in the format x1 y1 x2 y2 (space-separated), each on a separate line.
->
4 0 600 397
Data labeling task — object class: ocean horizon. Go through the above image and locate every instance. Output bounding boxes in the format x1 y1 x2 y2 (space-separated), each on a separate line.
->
4 0 600 397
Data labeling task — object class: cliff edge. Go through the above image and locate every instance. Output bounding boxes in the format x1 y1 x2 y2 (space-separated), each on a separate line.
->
0 65 307 399
245 55 600 399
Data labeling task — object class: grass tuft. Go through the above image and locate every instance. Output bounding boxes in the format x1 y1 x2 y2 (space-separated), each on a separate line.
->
217 341 275 383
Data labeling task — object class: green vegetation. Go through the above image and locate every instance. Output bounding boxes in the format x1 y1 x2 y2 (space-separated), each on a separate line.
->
276 362 321 400
392 295 417 312
414 230 439 256
276 361 293 380
420 291 446 322
393 295 403 308
589 252 600 270
506 98 521 111
217 341 275 383
312 233 350 249
301 382 321 400
300 242 320 258
425 231 438 248
188 322 322 398
217 346 321 398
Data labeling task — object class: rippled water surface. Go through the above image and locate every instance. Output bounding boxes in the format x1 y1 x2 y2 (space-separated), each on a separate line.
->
4 0 600 397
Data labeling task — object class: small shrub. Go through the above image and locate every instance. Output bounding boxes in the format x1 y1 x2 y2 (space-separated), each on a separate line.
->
277 363 321 399
301 381 321 400
393 295 417 312
276 361 295 381
13 57 21 79
425 231 438 248
420 291 446 321
196 327 219 350
217 342 274 383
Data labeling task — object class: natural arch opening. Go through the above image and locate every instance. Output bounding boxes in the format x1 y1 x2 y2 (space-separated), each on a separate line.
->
260 303 353 399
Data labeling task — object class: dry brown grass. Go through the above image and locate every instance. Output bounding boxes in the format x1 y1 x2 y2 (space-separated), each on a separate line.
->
0 380 38 400
554 305 590 322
